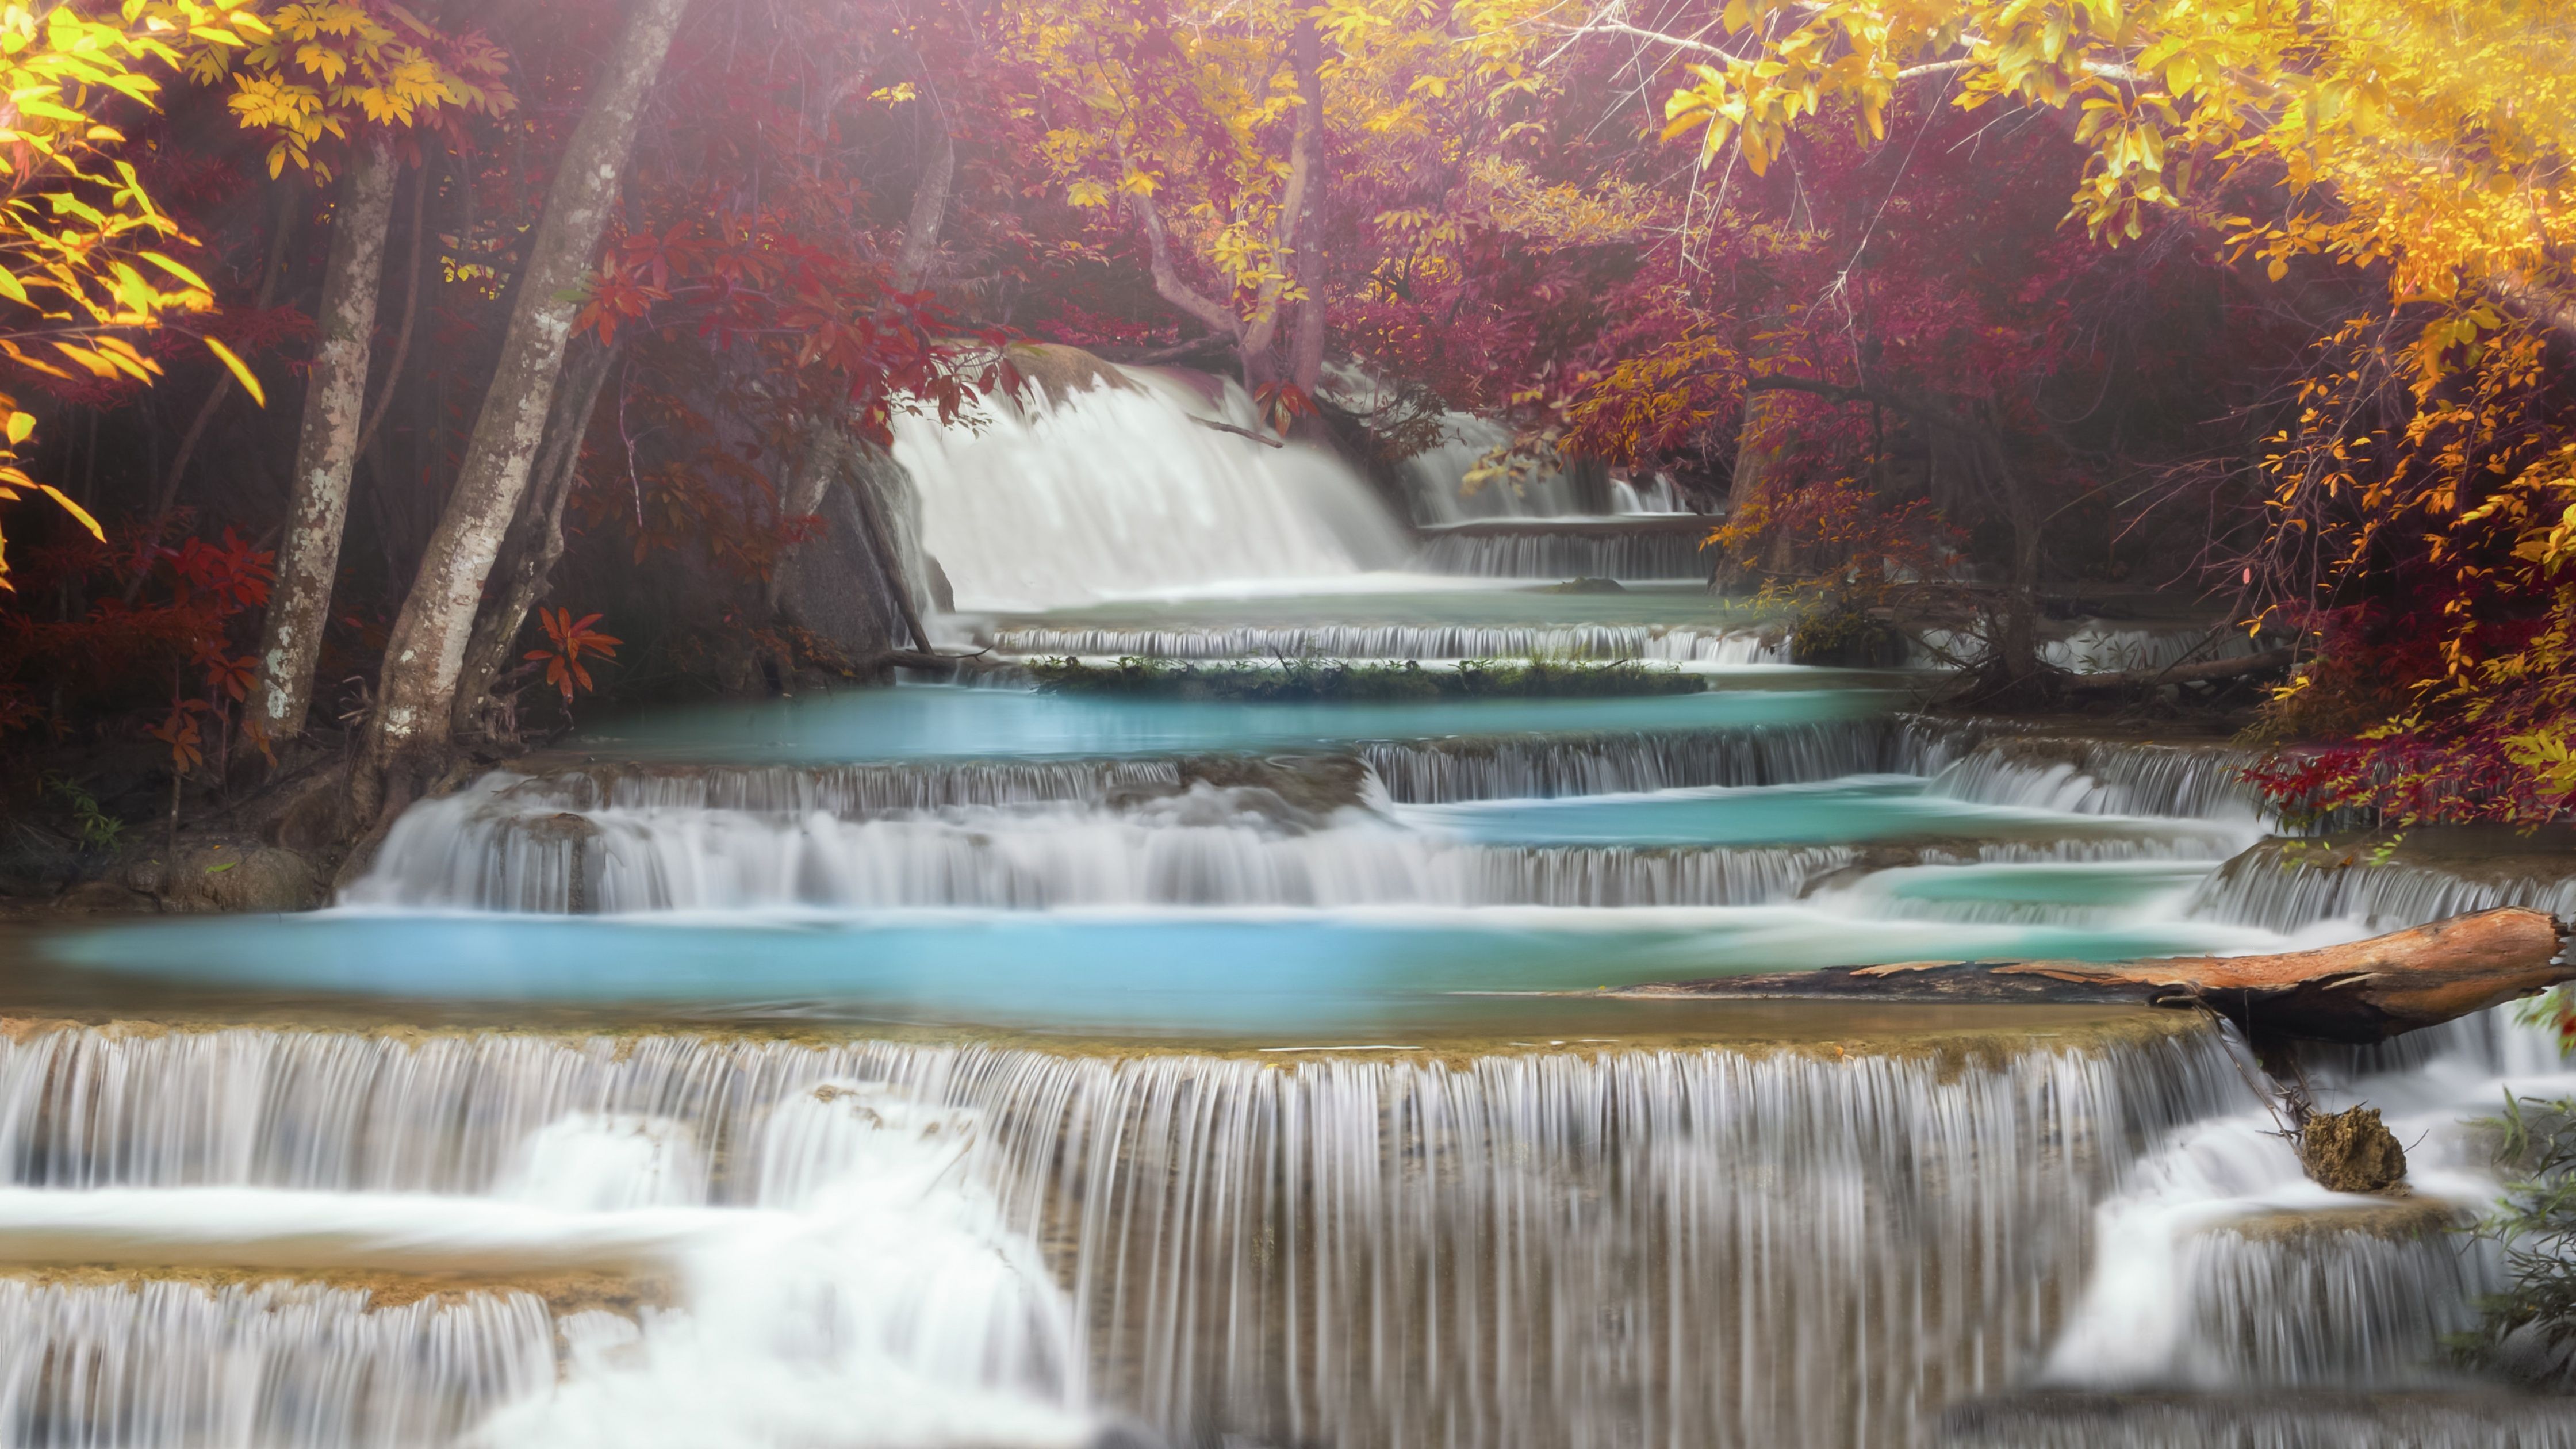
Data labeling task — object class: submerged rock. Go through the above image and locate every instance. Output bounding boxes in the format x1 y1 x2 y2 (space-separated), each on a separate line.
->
2301 1105 2409 1194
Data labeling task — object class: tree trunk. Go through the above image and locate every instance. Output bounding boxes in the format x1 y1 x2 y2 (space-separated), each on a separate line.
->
1604 907 2571 1044
355 0 693 823
1713 379 1795 593
244 139 400 746
893 113 953 293
449 335 620 739
1981 424 2045 684
1285 13 1327 395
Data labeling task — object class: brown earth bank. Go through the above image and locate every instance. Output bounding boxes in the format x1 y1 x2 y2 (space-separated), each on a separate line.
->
0 1263 673 1318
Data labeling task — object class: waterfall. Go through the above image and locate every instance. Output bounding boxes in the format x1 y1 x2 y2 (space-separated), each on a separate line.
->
1396 410 1585 522
1608 472 1685 515
1943 1395 2576 1449
1915 729 2275 825
2177 1220 2491 1385
893 367 1409 610
2184 842 2576 934
1916 624 2271 677
0 1023 2247 1449
983 622 1786 664
1414 521 1712 580
348 788 1870 913
1359 718 1912 803
0 1278 554 1448
2034 998 2575 1433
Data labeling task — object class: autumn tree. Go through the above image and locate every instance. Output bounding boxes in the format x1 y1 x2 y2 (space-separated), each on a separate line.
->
0 0 270 590
355 0 692 824
1632 0 2576 814
227 0 513 750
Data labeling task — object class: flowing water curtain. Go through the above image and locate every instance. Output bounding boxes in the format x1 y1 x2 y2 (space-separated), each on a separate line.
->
895 363 1408 610
0 1025 2245 1447
0 1279 553 1448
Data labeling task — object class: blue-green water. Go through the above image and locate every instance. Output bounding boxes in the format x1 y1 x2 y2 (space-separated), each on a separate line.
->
1402 776 2242 848
39 906 2290 1036
579 682 1893 764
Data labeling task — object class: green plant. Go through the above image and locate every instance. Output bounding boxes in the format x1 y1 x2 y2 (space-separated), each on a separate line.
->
2459 1092 2576 1387
41 774 124 853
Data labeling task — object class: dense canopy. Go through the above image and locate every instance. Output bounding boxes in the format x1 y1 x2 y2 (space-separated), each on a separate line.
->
0 0 2569 827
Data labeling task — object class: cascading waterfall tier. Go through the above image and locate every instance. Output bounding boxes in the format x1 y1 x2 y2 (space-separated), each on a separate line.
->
1919 625 2271 677
352 788 1873 913
2187 841 2576 936
340 717 2286 914
1360 718 1915 803
1414 520 1712 580
982 622 1786 664
1910 722 2275 825
0 1276 553 1448
2178 1215 2491 1386
1943 1394 2576 1449
893 366 1409 610
0 1022 2250 1449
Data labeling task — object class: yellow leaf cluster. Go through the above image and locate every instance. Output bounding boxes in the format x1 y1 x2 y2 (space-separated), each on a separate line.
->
224 1 514 178
0 0 271 590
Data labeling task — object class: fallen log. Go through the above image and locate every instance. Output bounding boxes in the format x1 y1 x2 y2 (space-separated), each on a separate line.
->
1602 907 2571 1044
2059 646 2296 693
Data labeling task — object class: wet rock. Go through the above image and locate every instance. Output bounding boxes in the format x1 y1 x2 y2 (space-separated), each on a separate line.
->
1002 340 1134 404
2490 1320 2576 1393
1790 604 1910 668
2301 1105 2408 1194
1536 576 1627 594
126 842 321 913
258 762 353 853
53 877 149 913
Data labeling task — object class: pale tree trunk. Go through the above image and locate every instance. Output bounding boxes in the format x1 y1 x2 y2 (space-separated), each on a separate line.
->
892 113 952 293
1235 16 1321 384
356 0 692 822
1285 13 1327 396
1981 422 2046 684
449 335 620 739
245 138 400 746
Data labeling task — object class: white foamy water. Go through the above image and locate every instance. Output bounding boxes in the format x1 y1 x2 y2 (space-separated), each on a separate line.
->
983 622 1785 663
2043 1005 2576 1390
0 1025 2245 1448
896 369 1409 610
1920 623 2271 676
0 1278 553 1448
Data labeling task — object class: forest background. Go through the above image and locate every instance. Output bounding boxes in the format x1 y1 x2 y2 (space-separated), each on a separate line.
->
0 0 2569 869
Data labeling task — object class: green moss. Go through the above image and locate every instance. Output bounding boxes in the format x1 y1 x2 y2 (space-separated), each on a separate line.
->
1789 604 1910 668
1023 656 1708 700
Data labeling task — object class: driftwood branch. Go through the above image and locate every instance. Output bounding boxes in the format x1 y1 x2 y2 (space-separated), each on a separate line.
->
1602 907 2573 1044
2059 646 2296 693
1190 416 1285 448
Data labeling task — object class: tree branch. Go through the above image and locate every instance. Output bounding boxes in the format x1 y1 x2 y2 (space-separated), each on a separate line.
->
1129 187 1242 340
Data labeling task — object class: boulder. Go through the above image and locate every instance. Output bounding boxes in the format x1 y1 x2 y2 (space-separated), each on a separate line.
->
126 841 321 913
2299 1105 2408 1193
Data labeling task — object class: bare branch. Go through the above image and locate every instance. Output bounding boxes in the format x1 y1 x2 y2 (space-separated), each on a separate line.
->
1129 187 1243 340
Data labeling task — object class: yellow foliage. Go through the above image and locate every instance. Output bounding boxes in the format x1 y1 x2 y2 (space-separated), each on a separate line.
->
224 1 513 179
0 0 270 590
